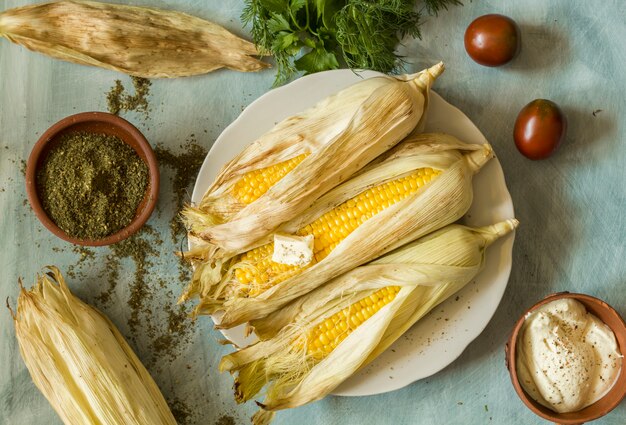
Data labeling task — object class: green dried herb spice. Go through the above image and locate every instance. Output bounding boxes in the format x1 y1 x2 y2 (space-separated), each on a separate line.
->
155 141 207 242
107 76 151 116
37 131 149 240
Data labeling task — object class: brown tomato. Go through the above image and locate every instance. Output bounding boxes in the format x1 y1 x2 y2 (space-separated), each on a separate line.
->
514 99 567 160
465 14 521 67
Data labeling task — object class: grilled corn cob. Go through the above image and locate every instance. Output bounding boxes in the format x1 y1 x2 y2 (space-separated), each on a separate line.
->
220 220 518 424
9 267 176 425
234 167 441 296
186 133 494 327
182 63 444 259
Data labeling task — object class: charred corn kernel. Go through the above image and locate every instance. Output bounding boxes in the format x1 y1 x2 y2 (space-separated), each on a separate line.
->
232 154 310 204
235 168 440 294
304 286 401 360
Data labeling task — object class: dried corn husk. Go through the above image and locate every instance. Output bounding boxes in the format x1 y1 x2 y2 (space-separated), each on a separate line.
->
182 63 444 259
190 133 494 327
9 267 176 425
220 220 518 424
0 0 268 77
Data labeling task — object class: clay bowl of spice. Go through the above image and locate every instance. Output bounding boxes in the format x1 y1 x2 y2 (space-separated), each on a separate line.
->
505 292 626 424
26 112 159 246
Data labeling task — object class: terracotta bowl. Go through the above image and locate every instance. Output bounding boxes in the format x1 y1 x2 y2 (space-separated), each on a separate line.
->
25 112 159 246
505 292 626 425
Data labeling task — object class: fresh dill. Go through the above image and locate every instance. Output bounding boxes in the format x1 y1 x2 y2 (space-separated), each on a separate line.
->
242 0 461 86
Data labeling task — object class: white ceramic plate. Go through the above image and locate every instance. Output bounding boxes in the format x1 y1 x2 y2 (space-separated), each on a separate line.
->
191 70 516 397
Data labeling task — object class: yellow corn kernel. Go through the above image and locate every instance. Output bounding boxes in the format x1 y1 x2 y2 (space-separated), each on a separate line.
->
304 286 401 360
232 153 310 204
235 168 440 294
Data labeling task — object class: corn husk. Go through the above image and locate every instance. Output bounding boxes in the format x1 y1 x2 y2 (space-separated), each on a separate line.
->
220 220 518 424
0 0 268 77
182 63 444 258
188 133 494 327
9 267 176 425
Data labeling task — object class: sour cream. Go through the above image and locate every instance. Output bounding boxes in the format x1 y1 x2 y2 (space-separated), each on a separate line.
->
516 298 622 413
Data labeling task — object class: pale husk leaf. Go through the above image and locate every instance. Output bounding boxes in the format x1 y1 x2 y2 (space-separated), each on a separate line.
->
220 220 518 420
0 0 268 77
10 267 176 425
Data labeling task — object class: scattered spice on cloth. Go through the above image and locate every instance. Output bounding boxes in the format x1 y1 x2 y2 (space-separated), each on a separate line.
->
36 131 148 240
215 415 236 425
93 224 195 365
168 397 193 425
19 159 27 176
107 76 152 116
66 246 96 279
109 224 161 334
155 139 208 242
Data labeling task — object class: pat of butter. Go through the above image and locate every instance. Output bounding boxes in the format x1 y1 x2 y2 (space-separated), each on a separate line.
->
272 233 314 267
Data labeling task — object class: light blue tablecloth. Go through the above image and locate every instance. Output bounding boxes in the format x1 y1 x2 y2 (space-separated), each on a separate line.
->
1 1 625 424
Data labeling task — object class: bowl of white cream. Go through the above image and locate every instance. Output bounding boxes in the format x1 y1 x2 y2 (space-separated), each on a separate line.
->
506 292 626 424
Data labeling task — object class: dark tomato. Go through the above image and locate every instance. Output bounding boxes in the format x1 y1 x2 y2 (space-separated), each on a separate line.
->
464 14 521 67
514 99 567 160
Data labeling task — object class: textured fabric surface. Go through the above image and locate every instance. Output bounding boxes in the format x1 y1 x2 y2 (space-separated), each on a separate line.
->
1 0 625 424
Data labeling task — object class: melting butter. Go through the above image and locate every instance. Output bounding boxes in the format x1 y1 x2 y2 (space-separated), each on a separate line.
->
272 233 314 267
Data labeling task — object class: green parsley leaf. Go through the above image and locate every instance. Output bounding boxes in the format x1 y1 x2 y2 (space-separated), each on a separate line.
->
267 12 292 33
272 31 299 51
294 47 339 74
290 0 308 14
